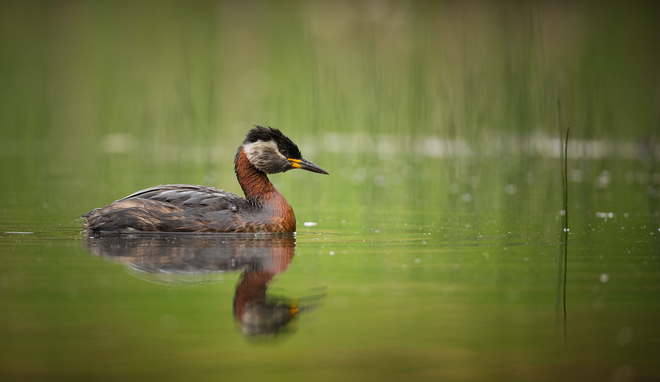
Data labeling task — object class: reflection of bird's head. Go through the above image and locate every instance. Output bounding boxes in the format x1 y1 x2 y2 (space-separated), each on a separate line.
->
239 297 300 337
232 270 298 337
233 270 325 338
237 126 329 175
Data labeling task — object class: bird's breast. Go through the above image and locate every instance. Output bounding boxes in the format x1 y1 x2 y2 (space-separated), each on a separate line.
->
250 191 296 232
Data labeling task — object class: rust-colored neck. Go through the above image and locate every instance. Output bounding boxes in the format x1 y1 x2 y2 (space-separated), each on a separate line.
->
234 147 296 232
233 270 273 320
235 148 276 203
233 245 295 320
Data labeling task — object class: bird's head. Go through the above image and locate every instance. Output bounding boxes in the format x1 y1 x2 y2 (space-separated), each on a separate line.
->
239 126 329 175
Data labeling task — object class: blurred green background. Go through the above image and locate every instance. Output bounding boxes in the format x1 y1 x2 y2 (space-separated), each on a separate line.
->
1 0 658 219
1 1 659 381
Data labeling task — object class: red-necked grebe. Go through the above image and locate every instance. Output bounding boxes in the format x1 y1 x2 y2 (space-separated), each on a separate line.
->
81 126 328 233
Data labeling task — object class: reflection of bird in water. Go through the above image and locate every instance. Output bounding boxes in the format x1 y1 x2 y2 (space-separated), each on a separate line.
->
233 261 325 337
83 233 324 338
234 268 299 336
81 126 328 233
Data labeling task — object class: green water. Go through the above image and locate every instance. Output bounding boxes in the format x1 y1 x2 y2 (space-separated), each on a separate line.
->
1 1 659 381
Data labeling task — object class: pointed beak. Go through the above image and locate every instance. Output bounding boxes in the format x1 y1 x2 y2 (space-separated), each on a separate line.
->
288 158 329 175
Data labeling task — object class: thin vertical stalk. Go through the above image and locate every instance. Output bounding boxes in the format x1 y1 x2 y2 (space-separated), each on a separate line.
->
563 125 570 341
555 99 563 333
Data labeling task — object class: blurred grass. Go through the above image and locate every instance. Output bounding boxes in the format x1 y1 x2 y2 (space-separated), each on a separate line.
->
1 2 658 141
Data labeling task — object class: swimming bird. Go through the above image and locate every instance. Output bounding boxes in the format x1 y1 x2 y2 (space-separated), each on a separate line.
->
81 126 328 233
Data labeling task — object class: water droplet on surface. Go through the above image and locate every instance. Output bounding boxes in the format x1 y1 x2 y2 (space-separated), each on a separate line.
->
599 274 609 283
304 222 318 227
596 170 611 188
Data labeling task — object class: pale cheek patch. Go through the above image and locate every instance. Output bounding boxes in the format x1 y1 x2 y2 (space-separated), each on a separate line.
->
243 140 288 173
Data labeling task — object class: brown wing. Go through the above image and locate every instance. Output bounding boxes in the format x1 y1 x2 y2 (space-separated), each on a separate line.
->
82 184 255 233
120 184 245 212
